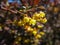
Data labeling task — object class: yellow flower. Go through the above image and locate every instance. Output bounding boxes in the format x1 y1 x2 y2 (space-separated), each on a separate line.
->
18 21 24 26
27 26 33 32
33 13 40 19
34 12 40 17
40 32 45 35
23 17 30 23
29 19 36 26
27 26 31 31
37 25 44 29
36 34 41 38
30 28 34 32
42 18 47 23
24 39 29 43
32 30 37 36
39 11 45 18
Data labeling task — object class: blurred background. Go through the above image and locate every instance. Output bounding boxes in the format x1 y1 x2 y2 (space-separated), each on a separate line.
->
0 0 60 45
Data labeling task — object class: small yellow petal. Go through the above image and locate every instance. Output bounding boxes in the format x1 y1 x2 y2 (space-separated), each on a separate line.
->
24 39 29 43
29 19 36 26
42 18 47 23
38 25 44 29
36 34 41 38
40 32 45 35
32 30 37 36
39 11 45 18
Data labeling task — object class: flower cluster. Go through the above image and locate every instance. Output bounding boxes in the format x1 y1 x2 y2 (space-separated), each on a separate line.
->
13 11 47 45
